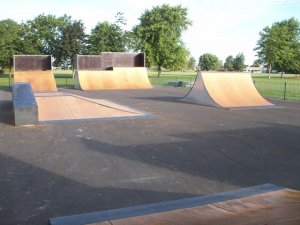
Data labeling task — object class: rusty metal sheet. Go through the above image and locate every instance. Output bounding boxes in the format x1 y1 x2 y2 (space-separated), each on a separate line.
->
14 55 52 71
75 53 145 70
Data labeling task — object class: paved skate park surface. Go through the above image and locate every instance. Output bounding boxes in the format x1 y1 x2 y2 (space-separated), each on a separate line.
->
0 87 300 225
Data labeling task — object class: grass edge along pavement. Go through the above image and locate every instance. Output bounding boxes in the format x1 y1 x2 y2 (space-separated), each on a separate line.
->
0 71 299 101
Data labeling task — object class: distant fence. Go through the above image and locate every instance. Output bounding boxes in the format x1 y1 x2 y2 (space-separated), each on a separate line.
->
0 75 299 101
148 75 196 87
253 79 300 101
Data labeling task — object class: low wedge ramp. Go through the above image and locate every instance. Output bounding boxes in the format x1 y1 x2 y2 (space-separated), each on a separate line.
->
182 72 275 109
76 67 152 90
14 71 57 92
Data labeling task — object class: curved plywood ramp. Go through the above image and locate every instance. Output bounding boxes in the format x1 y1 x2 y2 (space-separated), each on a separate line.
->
14 71 57 92
76 67 152 90
182 72 274 109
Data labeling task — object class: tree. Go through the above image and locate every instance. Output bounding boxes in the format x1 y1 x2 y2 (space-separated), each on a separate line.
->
255 17 300 78
133 4 191 76
188 57 196 70
233 53 245 71
224 55 234 71
0 19 23 72
54 20 86 68
86 14 127 54
198 53 219 71
21 14 72 55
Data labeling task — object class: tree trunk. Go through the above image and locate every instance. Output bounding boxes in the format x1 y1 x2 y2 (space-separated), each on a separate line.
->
157 66 161 77
268 64 271 79
281 67 284 79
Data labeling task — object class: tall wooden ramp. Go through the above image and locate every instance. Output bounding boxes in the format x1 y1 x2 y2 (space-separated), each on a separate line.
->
182 72 275 109
13 55 57 92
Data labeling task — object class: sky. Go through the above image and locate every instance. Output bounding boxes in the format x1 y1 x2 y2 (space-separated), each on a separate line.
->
1 0 300 65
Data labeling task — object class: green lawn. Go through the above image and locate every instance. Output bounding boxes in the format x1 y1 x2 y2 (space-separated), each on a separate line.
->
1 70 300 101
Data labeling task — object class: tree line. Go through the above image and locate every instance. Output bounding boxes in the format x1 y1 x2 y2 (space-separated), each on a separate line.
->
196 17 300 76
196 53 246 71
0 4 192 76
0 5 299 77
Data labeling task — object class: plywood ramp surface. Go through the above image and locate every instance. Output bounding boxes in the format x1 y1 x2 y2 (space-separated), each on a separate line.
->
89 188 300 225
35 93 147 122
77 67 152 90
182 72 274 109
14 71 57 92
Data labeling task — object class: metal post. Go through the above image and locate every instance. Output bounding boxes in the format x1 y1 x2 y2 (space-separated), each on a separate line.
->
284 82 287 100
9 74 11 87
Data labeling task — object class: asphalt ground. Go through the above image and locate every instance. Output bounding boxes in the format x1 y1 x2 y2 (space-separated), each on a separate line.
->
0 86 299 225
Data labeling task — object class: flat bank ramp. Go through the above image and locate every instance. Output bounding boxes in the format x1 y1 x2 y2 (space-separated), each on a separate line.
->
35 92 150 123
76 67 152 90
14 71 57 92
182 72 274 109
49 184 300 225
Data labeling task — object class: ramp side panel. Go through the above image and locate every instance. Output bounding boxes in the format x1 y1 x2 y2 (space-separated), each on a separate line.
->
14 71 57 92
181 72 220 107
78 68 152 90
202 72 273 108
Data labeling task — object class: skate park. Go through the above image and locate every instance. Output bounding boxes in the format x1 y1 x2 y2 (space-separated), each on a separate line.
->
0 54 300 225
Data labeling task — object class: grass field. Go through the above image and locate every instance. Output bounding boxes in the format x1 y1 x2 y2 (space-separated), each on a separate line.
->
1 70 300 100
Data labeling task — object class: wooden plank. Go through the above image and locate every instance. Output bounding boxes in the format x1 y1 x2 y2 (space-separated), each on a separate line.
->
89 189 300 225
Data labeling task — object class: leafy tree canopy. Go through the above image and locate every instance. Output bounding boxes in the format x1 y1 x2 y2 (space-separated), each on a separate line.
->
54 20 86 68
133 4 191 76
233 53 245 71
188 57 196 70
255 17 300 77
224 55 234 71
87 13 128 54
0 19 24 71
198 53 219 71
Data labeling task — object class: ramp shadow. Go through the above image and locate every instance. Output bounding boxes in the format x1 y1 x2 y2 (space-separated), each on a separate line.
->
0 153 196 225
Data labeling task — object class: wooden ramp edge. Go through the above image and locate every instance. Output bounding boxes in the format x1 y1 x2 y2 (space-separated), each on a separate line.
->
14 71 57 92
49 183 300 225
181 72 278 109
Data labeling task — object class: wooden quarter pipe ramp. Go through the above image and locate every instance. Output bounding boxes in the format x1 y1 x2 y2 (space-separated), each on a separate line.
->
74 53 152 90
182 72 274 109
13 55 57 92
76 67 152 90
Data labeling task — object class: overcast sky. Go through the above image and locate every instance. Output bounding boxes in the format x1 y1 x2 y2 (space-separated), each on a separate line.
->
1 0 299 65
